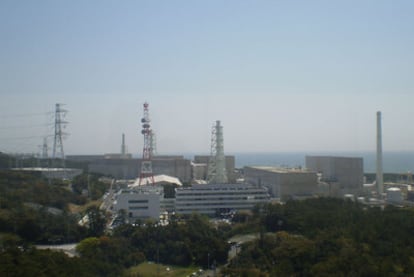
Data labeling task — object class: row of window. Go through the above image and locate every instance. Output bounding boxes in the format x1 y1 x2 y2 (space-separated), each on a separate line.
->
129 206 148 210
176 202 262 207
128 200 149 204
176 196 269 202
175 191 267 196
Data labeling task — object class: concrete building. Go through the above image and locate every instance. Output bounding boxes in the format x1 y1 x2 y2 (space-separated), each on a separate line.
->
88 158 139 179
386 187 403 204
244 166 318 201
175 183 270 215
151 157 191 183
113 186 162 219
69 155 192 183
305 156 364 195
192 162 208 180
193 155 236 182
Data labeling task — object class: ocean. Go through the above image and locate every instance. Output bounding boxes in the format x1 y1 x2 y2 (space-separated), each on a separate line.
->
230 152 414 173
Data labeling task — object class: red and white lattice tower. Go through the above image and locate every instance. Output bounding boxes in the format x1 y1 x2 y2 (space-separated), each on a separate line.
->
139 102 155 185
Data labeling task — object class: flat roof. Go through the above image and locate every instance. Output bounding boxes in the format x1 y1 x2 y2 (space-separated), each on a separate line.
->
246 166 313 174
306 155 363 160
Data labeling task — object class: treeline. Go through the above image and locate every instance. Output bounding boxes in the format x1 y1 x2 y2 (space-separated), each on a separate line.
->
0 170 89 244
1 212 229 276
0 170 86 209
72 173 109 200
0 242 112 277
76 214 229 271
225 198 414 276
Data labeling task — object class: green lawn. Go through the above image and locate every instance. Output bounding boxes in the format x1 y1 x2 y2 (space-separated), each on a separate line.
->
125 262 201 277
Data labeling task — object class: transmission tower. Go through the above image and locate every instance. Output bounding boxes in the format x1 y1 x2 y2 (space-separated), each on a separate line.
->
52 103 68 168
150 130 157 157
42 137 48 159
207 120 228 184
138 102 155 186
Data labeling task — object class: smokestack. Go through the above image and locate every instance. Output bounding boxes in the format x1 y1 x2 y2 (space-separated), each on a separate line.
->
376 111 383 197
121 133 126 156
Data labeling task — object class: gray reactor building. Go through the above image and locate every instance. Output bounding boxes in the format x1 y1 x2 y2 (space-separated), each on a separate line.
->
305 156 364 195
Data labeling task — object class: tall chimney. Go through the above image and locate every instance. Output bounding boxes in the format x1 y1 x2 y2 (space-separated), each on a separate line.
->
121 133 126 156
376 111 383 197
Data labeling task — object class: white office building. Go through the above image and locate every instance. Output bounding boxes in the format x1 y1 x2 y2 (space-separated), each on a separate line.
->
113 186 162 219
175 183 270 215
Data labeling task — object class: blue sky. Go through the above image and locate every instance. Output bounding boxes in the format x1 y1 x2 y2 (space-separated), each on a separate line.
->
1 1 414 155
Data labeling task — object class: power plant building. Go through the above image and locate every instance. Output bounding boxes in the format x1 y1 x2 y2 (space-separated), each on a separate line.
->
244 166 318 201
193 155 236 182
305 156 363 194
175 183 270 215
68 156 192 183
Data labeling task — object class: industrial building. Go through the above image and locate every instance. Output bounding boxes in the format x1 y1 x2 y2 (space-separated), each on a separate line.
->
66 155 192 183
113 186 162 219
244 166 318 201
193 155 236 182
175 183 270 215
305 156 364 195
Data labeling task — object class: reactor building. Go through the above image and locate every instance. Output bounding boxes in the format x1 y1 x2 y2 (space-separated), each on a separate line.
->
305 156 364 195
244 166 318 201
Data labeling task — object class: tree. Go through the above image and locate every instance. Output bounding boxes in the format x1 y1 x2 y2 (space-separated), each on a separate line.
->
85 206 106 237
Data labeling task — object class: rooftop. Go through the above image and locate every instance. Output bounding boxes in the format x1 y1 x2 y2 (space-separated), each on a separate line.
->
129 174 183 188
247 166 313 174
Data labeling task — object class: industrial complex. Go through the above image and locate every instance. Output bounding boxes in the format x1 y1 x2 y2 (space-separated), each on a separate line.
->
7 103 414 222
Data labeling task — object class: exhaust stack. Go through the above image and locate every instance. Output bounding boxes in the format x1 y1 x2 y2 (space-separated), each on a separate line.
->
376 111 383 197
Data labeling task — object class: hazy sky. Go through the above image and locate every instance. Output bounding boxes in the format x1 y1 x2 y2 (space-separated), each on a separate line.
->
1 1 414 155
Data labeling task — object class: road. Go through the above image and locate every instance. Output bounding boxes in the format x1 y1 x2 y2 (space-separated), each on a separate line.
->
36 243 78 257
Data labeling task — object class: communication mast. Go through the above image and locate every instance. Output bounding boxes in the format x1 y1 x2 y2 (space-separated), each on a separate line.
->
52 103 68 168
207 120 228 184
138 102 155 185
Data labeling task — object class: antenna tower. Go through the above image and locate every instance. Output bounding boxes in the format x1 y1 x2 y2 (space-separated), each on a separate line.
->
52 103 68 168
207 120 228 184
138 102 155 185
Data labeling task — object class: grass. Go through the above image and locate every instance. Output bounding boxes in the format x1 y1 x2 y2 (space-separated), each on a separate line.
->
124 262 201 277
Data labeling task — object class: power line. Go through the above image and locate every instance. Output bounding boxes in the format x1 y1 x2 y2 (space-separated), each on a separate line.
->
0 135 47 141
0 123 52 130
0 112 50 119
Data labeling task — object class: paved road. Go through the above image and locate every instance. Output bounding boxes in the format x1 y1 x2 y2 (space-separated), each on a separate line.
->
36 243 78 257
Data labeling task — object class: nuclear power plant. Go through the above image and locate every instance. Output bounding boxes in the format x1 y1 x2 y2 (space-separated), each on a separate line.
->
107 114 271 219
9 102 414 221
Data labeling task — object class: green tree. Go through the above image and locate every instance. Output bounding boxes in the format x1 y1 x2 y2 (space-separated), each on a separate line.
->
85 206 106 237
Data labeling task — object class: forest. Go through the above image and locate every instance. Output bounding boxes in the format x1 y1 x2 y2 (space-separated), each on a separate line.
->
224 198 414 276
